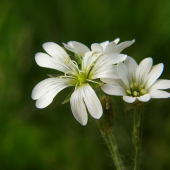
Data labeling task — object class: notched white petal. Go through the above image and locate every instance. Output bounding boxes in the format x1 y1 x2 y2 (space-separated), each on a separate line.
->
32 78 56 100
72 41 90 55
113 38 120 44
135 57 153 85
123 96 136 103
114 39 135 53
82 84 103 119
91 43 103 52
124 56 138 75
137 94 151 102
104 41 117 53
32 78 74 108
107 53 127 64
149 89 170 98
102 84 126 96
100 41 109 49
62 42 75 53
145 63 164 90
70 87 88 125
150 79 170 90
118 62 129 87
35 52 68 73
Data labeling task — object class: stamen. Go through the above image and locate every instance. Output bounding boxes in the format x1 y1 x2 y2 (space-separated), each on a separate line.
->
133 91 138 97
64 56 70 64
90 63 95 67
140 89 147 95
59 76 63 79
87 79 101 85
65 71 73 76
134 83 138 87
126 90 131 95
130 83 134 89
72 60 79 68
138 84 144 90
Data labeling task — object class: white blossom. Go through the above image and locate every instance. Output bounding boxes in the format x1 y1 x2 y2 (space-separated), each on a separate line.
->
32 42 127 125
101 56 170 104
63 38 135 57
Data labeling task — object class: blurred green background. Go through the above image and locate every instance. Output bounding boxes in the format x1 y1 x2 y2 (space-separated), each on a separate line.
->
1 0 170 169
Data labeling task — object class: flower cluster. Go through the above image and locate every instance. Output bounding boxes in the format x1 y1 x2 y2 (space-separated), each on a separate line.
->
32 38 170 125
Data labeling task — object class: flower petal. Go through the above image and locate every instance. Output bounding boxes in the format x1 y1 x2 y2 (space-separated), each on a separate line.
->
82 84 103 119
42 43 78 74
149 89 170 98
114 39 135 53
104 41 117 53
101 78 123 84
124 56 138 76
102 84 126 96
34 78 73 108
135 57 153 85
123 96 136 103
150 79 170 90
32 78 74 100
91 43 103 52
43 42 69 61
89 53 122 79
35 52 69 73
100 41 109 49
63 42 75 53
137 94 151 102
32 78 58 100
108 53 127 64
113 38 120 44
82 51 101 75
117 62 129 87
72 41 90 55
145 63 164 90
70 86 88 125
90 64 120 79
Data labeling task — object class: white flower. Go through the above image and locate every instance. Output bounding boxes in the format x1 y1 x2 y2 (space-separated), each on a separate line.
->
63 38 135 57
101 56 170 104
31 42 127 125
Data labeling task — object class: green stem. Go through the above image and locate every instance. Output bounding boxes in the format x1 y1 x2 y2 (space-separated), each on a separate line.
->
133 107 143 170
101 129 124 170
97 94 124 170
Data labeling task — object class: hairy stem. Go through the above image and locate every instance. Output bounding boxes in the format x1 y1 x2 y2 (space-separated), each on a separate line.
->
133 107 143 170
98 95 124 170
101 129 124 170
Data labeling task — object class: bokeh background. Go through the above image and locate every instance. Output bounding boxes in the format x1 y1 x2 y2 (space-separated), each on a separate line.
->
1 0 170 169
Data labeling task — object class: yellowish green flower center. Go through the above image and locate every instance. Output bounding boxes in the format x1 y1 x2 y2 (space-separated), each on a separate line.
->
77 72 87 84
126 83 147 97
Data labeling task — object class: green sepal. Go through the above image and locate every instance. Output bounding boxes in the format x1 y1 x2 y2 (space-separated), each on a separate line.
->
74 53 82 67
62 91 74 104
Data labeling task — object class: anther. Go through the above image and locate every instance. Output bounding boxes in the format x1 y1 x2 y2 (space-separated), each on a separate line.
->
126 90 131 95
130 83 134 88
138 84 144 90
134 83 138 87
90 63 95 67
63 56 70 63
133 91 138 97
140 89 147 95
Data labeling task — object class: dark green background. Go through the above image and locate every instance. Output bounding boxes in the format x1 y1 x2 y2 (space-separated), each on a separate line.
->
1 0 170 169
